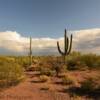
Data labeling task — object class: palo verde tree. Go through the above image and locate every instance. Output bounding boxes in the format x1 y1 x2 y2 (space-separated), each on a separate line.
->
57 29 73 64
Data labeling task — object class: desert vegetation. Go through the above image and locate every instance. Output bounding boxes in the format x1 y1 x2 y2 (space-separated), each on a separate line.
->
0 30 100 100
0 56 25 88
0 51 99 99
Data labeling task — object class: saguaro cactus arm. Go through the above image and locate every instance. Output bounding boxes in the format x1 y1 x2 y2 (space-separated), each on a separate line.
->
65 30 69 55
57 41 65 55
67 34 73 54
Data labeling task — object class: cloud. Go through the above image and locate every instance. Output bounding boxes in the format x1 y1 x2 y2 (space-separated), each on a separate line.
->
73 28 100 54
0 31 63 55
0 28 100 55
0 31 28 52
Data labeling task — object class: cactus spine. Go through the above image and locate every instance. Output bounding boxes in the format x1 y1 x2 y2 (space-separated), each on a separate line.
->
29 36 32 65
57 29 73 63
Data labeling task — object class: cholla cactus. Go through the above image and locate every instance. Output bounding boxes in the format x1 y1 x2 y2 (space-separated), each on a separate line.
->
57 29 73 63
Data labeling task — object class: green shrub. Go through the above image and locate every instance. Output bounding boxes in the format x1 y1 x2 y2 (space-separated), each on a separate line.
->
80 54 99 69
80 76 100 92
14 56 30 69
66 52 100 70
0 59 24 87
80 78 95 91
67 55 84 70
67 57 79 70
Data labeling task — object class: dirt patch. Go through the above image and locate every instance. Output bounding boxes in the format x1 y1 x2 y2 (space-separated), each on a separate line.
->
0 70 100 100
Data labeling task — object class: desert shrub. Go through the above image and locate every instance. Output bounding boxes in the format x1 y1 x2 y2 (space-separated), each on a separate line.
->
58 72 67 78
62 74 76 85
80 78 95 92
67 57 79 70
39 75 49 82
14 56 30 69
70 95 82 100
0 56 31 70
40 67 56 76
0 59 24 87
53 65 60 76
67 55 85 70
80 54 99 69
51 57 68 76
80 76 100 92
66 52 100 70
66 52 81 70
0 56 15 64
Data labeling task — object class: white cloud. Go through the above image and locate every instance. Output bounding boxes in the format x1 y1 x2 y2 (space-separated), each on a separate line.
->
0 31 63 54
0 31 29 52
73 28 100 54
0 28 100 55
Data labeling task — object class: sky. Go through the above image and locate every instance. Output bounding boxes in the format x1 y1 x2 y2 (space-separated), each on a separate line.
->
0 0 100 55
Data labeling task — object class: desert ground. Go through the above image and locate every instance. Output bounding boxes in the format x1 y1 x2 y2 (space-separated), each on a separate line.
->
0 55 100 100
0 70 100 100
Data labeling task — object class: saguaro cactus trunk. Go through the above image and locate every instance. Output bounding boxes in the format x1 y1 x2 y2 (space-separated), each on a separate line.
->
57 29 73 64
29 36 32 65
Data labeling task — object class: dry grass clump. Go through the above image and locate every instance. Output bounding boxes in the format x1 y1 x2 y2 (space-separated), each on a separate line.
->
40 67 56 76
40 84 50 91
39 75 50 82
61 74 78 86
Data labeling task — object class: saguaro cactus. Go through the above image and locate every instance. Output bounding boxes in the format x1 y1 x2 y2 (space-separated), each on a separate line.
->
57 29 73 63
29 36 32 65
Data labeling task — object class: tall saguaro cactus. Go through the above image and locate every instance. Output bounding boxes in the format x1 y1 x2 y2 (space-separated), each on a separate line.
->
57 29 73 63
29 36 32 65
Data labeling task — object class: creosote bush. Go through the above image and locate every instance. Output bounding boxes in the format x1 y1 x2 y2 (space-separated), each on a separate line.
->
14 56 30 69
80 76 100 92
80 78 95 91
0 57 24 88
66 52 100 70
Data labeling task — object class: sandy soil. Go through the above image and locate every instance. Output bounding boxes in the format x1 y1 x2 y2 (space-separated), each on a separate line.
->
0 72 70 100
0 70 99 100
